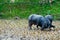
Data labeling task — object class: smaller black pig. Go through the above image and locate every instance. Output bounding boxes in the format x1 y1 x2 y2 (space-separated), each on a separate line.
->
45 15 55 28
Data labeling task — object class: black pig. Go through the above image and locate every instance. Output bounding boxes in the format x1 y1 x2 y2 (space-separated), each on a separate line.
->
45 15 55 28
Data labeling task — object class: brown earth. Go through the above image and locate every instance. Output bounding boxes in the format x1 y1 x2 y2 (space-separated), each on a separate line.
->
0 19 60 40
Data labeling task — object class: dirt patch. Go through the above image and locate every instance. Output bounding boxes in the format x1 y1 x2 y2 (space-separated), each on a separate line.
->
0 19 60 40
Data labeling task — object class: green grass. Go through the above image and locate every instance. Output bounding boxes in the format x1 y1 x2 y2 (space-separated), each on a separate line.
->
0 0 60 20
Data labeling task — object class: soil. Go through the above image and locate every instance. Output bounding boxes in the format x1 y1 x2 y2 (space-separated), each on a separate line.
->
0 19 60 40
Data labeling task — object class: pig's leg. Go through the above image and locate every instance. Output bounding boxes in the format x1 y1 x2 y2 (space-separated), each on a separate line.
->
28 22 32 30
41 25 45 31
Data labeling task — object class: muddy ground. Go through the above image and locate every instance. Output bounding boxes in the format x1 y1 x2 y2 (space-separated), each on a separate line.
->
0 19 60 40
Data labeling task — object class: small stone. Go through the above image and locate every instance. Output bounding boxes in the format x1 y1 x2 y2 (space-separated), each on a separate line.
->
14 16 20 20
58 30 60 33
7 37 12 40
